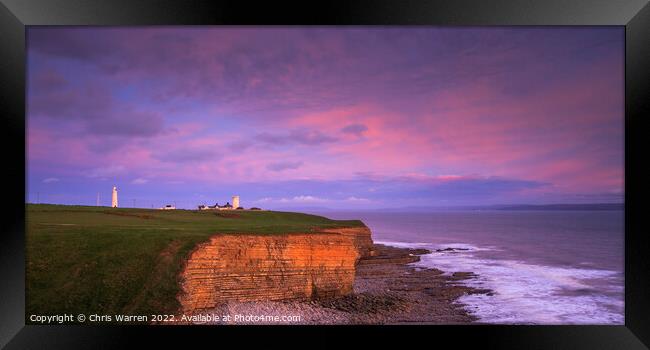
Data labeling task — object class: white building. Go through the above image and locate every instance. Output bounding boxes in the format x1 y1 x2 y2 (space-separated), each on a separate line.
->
111 186 118 208
198 195 241 210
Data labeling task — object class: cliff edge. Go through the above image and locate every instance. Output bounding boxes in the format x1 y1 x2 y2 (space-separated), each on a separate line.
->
179 227 374 313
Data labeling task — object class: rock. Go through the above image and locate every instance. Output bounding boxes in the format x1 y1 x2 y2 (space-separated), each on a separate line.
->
177 235 493 324
320 226 375 259
451 272 477 280
466 288 492 295
179 227 372 313
317 293 407 314
435 247 470 252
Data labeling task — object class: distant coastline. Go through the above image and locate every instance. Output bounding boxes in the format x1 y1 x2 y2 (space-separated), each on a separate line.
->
489 203 624 211
280 203 624 213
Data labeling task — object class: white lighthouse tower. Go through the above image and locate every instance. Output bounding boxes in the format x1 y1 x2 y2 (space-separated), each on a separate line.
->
232 195 240 209
111 186 118 208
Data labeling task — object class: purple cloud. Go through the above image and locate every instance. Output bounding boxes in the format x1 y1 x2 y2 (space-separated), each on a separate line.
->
29 29 116 61
152 147 222 163
266 161 304 172
28 73 165 137
84 165 126 179
131 178 148 185
31 69 68 90
256 129 338 146
228 140 254 151
341 123 368 136
86 110 165 137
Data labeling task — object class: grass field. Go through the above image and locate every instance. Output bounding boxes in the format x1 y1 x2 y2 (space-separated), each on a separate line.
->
26 204 364 320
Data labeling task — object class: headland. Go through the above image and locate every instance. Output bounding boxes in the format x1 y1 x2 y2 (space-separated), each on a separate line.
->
26 204 484 324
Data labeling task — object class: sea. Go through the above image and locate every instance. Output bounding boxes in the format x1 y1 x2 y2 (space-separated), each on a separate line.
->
313 210 624 325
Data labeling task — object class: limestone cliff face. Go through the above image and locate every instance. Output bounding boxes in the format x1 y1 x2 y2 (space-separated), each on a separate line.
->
320 226 375 258
179 227 373 312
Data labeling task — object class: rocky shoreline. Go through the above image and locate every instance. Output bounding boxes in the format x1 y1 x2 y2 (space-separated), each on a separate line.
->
180 243 490 325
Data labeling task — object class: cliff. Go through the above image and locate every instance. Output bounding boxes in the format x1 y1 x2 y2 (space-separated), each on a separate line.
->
320 226 375 258
179 227 373 313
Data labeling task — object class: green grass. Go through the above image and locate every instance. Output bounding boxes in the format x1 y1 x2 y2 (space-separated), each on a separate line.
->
26 204 364 320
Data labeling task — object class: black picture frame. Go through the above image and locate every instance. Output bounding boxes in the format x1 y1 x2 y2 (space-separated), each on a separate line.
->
1 0 648 348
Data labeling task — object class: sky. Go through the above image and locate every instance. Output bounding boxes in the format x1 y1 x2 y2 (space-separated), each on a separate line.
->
26 27 624 210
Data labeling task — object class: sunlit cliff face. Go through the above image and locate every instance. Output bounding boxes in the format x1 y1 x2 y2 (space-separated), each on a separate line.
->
179 227 373 312
27 27 624 208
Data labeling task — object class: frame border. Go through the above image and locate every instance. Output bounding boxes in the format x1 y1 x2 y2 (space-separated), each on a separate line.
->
1 0 649 348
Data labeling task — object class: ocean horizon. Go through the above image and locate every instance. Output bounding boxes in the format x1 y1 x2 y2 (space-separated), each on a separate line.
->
314 209 624 325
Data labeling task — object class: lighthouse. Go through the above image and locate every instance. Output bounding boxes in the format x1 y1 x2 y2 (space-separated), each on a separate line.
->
232 195 240 209
111 186 118 208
